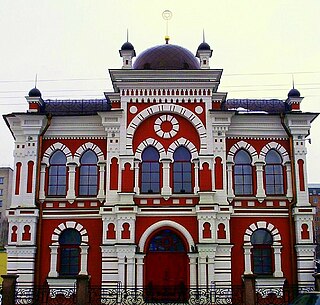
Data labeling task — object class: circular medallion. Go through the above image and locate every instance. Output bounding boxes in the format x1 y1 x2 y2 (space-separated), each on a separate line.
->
130 105 138 114
154 115 179 139
195 105 203 114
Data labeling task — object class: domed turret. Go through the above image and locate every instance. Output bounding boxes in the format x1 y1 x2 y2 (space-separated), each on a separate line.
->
119 33 136 69
28 87 42 98
133 44 200 70
196 33 213 69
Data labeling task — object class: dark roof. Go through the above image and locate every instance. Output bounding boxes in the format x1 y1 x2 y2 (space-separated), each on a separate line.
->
121 41 135 51
42 99 111 116
288 88 301 98
222 99 289 113
133 44 200 70
197 42 211 51
28 87 42 98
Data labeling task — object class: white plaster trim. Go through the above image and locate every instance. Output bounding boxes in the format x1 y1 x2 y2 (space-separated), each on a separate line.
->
135 138 166 160
167 137 198 160
227 140 258 164
139 220 194 252
42 142 72 166
260 142 290 164
126 104 207 150
74 142 104 165
51 221 88 244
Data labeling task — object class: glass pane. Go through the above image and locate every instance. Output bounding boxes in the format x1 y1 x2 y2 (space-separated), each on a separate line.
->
151 173 159 182
150 163 159 171
81 166 89 175
235 150 251 164
173 147 191 161
142 146 159 161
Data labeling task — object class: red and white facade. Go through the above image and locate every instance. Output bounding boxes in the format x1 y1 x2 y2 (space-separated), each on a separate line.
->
3 40 318 292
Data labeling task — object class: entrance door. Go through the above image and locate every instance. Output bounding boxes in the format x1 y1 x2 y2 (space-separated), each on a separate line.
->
145 229 189 302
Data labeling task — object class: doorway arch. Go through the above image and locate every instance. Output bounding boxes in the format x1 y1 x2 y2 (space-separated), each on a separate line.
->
144 228 189 302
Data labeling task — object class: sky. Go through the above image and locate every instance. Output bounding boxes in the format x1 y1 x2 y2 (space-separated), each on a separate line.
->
0 0 320 182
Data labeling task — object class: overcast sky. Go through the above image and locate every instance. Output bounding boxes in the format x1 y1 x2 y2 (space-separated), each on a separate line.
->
1 0 320 182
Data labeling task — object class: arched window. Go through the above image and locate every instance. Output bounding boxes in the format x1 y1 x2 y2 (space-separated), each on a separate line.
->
265 150 284 195
173 146 192 193
234 150 253 195
48 150 67 196
79 150 98 196
251 229 273 275
141 147 160 194
59 228 81 276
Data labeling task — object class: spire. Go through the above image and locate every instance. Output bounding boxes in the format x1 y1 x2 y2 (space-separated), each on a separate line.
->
162 10 172 44
292 74 295 89
203 29 205 43
126 29 129 42
35 74 38 88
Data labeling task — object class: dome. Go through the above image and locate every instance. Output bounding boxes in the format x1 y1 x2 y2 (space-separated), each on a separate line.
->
133 44 200 70
28 87 42 98
121 41 135 51
197 42 211 51
288 88 300 98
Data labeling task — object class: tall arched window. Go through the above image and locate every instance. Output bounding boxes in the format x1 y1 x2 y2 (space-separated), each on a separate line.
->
48 150 67 196
265 150 284 195
141 146 160 194
251 229 273 275
79 150 98 196
59 228 81 276
173 146 192 193
234 150 253 195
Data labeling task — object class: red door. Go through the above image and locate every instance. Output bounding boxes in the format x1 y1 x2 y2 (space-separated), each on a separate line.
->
144 229 189 301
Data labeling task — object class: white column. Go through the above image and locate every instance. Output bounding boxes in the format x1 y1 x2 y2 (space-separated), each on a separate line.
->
127 256 135 286
79 245 89 275
134 159 140 194
198 256 207 285
98 162 105 200
226 162 234 200
255 162 266 202
243 245 253 274
272 245 283 277
39 163 46 201
193 159 200 193
118 257 125 283
161 159 172 197
48 245 58 277
136 254 145 287
285 162 293 200
188 253 198 287
66 163 76 202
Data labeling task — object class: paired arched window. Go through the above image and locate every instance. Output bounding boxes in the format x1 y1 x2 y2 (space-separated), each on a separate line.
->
59 228 81 276
48 150 67 196
79 150 98 196
141 146 160 194
234 150 253 195
251 229 273 275
265 150 284 195
173 146 192 193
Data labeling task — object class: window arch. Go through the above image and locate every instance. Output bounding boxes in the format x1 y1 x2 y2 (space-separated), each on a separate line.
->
234 150 253 195
59 228 81 276
173 146 192 193
48 150 67 196
265 150 284 195
141 146 160 194
79 150 98 196
251 229 273 275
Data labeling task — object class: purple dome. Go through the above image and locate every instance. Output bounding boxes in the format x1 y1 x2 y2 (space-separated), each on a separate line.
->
121 41 134 51
288 88 301 98
28 87 42 98
133 44 200 70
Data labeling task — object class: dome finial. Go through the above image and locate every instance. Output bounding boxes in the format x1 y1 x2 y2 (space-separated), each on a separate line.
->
292 74 295 89
126 29 129 42
35 74 38 88
162 10 172 44
203 29 205 43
